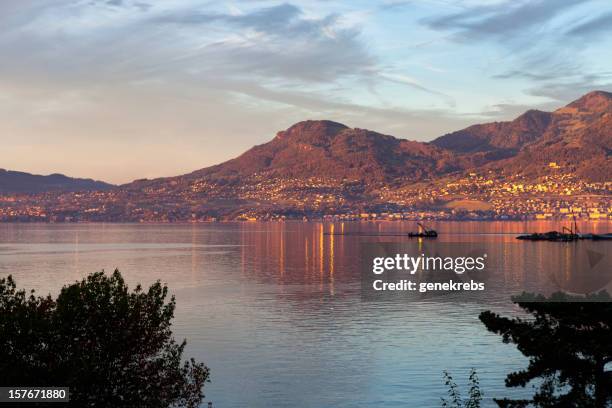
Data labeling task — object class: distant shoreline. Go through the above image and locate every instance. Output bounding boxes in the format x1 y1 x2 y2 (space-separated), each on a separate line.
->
1 219 610 225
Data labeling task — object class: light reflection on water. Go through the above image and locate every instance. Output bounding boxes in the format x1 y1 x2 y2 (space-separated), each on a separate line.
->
0 221 610 408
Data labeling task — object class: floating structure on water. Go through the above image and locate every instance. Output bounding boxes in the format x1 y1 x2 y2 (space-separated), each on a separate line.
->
516 231 612 241
517 230 578 241
516 218 611 241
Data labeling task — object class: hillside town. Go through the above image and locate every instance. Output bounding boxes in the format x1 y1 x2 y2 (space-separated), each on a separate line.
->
0 169 609 222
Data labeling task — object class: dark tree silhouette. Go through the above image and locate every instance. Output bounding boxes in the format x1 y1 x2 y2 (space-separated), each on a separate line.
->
0 270 210 407
480 291 612 408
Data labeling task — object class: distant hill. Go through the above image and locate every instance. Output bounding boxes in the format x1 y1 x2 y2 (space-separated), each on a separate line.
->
432 109 552 154
123 119 465 197
490 91 612 182
191 120 461 182
431 90 612 181
0 169 114 194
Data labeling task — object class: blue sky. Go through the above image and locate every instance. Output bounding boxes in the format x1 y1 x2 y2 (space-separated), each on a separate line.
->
1 0 612 183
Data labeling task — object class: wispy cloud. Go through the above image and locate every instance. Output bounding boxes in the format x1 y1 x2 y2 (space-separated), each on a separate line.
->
566 11 612 37
424 0 583 40
154 3 376 83
378 72 455 107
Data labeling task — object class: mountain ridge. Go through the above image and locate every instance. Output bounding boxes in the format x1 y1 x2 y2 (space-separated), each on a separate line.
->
2 91 609 221
185 119 459 183
5 90 611 197
0 169 114 194
123 90 611 193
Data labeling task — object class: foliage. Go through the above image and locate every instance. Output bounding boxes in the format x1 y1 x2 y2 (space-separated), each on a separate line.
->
480 291 612 408
0 270 210 407
441 369 483 408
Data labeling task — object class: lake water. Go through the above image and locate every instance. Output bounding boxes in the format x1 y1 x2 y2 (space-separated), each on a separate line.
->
1 221 610 407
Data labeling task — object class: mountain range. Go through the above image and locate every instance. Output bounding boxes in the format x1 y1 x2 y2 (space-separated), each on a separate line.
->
1 90 610 220
125 90 611 192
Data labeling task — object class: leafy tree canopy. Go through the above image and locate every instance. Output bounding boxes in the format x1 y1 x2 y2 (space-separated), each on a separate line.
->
0 270 210 408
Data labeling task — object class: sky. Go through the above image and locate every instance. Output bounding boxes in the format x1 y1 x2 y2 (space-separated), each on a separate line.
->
1 0 612 184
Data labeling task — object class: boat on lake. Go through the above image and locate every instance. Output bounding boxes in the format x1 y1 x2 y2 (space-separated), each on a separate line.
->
408 223 438 238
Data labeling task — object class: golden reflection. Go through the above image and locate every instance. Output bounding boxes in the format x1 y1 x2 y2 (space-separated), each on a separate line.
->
231 221 611 299
319 223 324 277
312 227 316 280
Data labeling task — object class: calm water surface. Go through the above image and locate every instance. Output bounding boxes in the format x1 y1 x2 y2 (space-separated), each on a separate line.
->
1 221 610 407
